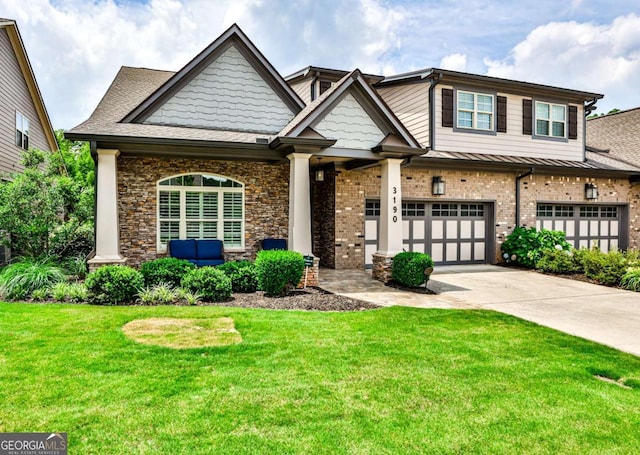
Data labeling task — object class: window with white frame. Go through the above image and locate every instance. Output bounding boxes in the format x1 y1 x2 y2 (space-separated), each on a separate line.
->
15 111 29 150
535 101 566 138
157 174 244 250
457 91 494 130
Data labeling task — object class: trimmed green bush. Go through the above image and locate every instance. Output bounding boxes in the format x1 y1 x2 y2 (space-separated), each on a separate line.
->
581 248 627 286
218 261 258 293
536 248 581 274
85 265 144 305
621 268 640 292
502 227 571 268
140 257 195 287
181 267 232 302
255 250 304 296
0 257 65 300
392 252 434 288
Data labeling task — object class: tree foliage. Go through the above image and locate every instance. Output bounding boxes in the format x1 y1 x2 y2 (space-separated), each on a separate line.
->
0 132 95 259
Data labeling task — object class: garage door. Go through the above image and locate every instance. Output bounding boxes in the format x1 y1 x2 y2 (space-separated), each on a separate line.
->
365 200 492 267
536 204 626 252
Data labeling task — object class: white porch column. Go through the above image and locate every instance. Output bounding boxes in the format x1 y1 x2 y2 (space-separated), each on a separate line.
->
89 148 125 265
377 158 404 256
287 152 313 255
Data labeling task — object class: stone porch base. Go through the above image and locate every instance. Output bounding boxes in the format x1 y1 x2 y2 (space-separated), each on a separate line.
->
372 253 394 283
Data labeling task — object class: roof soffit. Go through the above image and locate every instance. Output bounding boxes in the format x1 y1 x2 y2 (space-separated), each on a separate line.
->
122 24 305 124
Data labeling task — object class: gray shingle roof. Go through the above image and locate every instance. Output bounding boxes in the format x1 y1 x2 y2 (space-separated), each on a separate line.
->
66 66 273 144
587 108 640 169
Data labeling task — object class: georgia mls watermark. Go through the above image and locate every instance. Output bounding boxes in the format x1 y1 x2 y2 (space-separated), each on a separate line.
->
0 433 67 455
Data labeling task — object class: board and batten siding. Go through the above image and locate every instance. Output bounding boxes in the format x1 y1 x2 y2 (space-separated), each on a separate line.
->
0 27 50 175
146 44 295 134
289 80 311 106
434 84 584 161
377 84 430 148
313 93 384 149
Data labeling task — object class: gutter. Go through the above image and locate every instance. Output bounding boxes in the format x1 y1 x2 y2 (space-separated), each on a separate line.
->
515 167 534 227
428 71 442 151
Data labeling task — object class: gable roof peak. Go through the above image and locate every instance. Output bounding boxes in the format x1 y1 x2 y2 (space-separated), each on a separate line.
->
121 23 305 124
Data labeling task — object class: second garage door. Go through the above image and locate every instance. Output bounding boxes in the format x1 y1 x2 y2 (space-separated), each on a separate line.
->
365 200 493 267
535 204 627 252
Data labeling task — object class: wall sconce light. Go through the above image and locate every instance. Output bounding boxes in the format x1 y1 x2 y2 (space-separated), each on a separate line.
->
432 176 445 195
585 183 598 200
315 158 325 182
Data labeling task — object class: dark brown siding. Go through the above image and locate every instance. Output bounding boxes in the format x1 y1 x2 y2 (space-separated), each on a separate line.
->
522 99 532 135
496 96 507 133
0 27 51 175
568 105 578 140
442 88 453 127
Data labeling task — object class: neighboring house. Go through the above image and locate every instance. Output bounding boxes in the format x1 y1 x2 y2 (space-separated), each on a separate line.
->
0 19 58 264
586 107 640 175
66 24 640 282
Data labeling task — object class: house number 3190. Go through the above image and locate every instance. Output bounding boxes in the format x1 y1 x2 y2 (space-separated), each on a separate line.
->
392 186 398 223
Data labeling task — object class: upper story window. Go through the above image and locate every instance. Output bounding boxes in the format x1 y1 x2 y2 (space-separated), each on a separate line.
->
457 91 494 130
157 174 244 251
535 102 566 138
15 112 29 150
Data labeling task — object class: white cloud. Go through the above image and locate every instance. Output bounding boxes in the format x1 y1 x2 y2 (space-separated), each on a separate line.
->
439 53 467 71
484 14 640 114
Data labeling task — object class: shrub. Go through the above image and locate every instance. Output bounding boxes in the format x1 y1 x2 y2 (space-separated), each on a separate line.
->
621 268 640 292
85 265 144 305
60 254 89 280
501 227 571 268
571 248 590 273
255 250 304 296
218 261 258 293
0 257 65 300
581 248 627 286
137 282 177 305
175 288 201 306
181 267 232 302
139 257 195 287
536 249 580 274
392 252 434 288
51 282 71 302
31 287 50 301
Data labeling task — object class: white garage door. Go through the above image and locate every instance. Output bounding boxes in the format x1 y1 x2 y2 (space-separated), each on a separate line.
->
536 204 626 252
365 200 492 267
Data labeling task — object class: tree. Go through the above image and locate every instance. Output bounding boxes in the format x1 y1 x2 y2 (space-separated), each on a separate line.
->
0 134 95 259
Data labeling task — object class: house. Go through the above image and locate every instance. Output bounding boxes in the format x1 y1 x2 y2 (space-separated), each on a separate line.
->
66 24 640 282
0 19 58 263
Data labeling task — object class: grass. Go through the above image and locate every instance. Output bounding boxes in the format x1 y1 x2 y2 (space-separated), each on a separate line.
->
1 303 640 454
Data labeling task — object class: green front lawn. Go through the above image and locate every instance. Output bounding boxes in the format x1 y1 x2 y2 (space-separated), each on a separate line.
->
1 303 640 453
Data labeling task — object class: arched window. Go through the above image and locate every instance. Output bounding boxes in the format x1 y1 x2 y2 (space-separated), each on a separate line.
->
157 174 244 250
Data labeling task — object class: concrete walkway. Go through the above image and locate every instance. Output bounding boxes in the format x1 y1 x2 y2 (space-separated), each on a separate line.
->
319 265 640 357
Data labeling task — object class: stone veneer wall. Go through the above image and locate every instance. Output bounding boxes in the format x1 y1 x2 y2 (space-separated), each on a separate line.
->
333 164 639 270
312 166 336 268
117 156 289 267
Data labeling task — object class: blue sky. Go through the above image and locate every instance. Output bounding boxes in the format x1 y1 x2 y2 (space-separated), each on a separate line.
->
2 0 640 129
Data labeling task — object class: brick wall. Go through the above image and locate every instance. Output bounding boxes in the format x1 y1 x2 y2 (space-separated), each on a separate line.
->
117 156 289 267
332 164 638 269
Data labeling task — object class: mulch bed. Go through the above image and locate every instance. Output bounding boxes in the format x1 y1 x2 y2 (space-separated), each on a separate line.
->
384 280 437 295
211 287 380 311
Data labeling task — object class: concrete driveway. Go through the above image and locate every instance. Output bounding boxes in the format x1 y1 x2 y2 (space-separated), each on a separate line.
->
320 265 640 357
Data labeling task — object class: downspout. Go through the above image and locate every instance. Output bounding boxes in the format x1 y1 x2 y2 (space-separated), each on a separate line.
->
428 71 443 151
310 73 319 101
583 97 599 161
515 167 534 228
